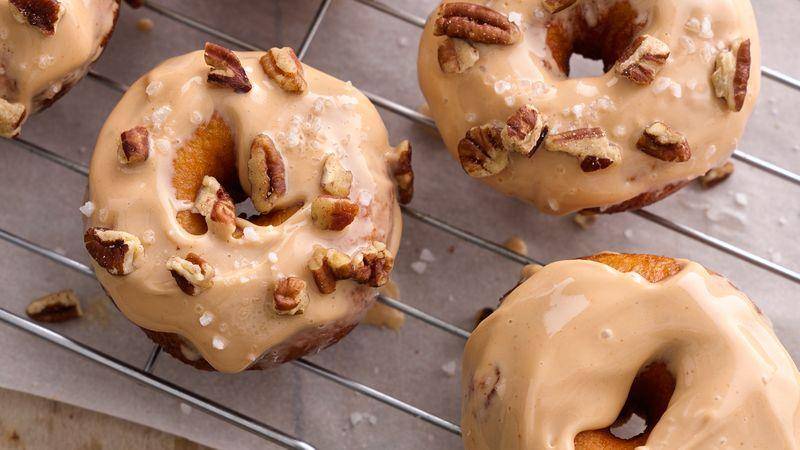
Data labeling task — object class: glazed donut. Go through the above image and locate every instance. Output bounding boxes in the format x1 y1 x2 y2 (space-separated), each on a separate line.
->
418 1 760 215
82 43 411 373
462 253 800 449
0 0 120 137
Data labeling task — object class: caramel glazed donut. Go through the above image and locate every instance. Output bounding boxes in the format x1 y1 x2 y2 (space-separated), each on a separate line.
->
463 253 800 450
0 0 120 138
82 43 413 373
418 0 760 215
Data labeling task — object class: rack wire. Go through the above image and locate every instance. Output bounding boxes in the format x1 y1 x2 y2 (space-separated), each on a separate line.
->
0 0 798 448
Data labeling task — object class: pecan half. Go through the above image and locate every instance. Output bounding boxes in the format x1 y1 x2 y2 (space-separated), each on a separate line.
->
272 277 310 315
434 3 520 45
308 246 337 294
438 37 479 74
9 0 63 35
501 104 548 156
248 134 286 213
260 47 307 94
390 140 414 204
542 0 577 14
616 35 670 85
712 38 751 112
118 126 149 165
194 176 236 237
0 98 26 138
204 42 252 93
311 195 359 231
84 228 144 276
320 154 352 197
700 161 734 189
636 122 691 162
458 124 508 178
351 241 394 288
544 128 621 172
26 289 82 323
167 253 215 296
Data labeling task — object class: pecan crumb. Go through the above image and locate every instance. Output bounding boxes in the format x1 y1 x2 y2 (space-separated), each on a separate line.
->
204 42 252 93
573 212 597 229
542 0 577 13
260 47 307 94
502 236 528 256
390 140 414 204
438 37 479 74
434 2 520 45
26 289 82 323
712 38 751 112
501 104 548 156
248 134 286 213
0 98 26 138
167 253 215 296
616 35 671 85
458 124 508 178
636 122 691 162
9 0 64 35
700 161 734 189
118 126 149 164
273 277 310 315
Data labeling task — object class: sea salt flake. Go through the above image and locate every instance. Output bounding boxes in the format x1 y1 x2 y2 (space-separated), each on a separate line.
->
576 81 599 97
146 81 163 97
420 248 436 262
441 360 457 377
494 80 512 94
624 229 635 240
212 336 226 350
190 111 203 125
507 11 523 25
142 229 155 244
199 312 214 327
268 252 279 263
242 226 258 241
734 192 748 206
79 201 95 217
410 261 427 274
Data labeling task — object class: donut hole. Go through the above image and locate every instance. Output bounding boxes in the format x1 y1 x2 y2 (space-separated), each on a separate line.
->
545 1 647 77
172 112 244 235
568 53 607 78
575 362 675 447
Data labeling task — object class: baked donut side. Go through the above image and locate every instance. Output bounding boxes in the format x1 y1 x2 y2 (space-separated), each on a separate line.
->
462 253 800 449
83 45 410 373
0 0 120 137
418 0 761 215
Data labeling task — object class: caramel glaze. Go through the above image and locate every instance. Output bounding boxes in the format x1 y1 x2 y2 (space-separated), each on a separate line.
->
462 256 800 449
418 0 760 215
86 50 403 373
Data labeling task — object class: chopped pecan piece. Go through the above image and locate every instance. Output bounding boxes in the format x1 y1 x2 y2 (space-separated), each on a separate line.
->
636 122 691 162
118 126 150 164
544 128 621 172
700 161 734 189
248 134 286 213
204 42 252 93
438 37 479 74
311 196 359 231
194 176 236 237
616 35 670 85
542 0 577 13
325 248 354 280
501 104 548 156
84 228 144 276
9 0 63 35
167 253 215 296
308 246 337 294
26 289 82 323
273 277 310 315
320 154 352 197
389 140 414 204
434 2 520 45
458 124 508 178
712 38 751 112
260 47 307 94
0 98 26 138
351 242 394 288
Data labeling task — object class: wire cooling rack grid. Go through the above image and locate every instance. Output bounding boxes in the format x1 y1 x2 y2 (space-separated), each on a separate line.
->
0 1 798 448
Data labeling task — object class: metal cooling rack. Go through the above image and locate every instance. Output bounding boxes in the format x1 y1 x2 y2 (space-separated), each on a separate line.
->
1 0 799 448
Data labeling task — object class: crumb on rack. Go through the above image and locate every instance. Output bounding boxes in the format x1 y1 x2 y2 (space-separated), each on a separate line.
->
26 290 82 323
502 236 528 256
136 18 154 32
